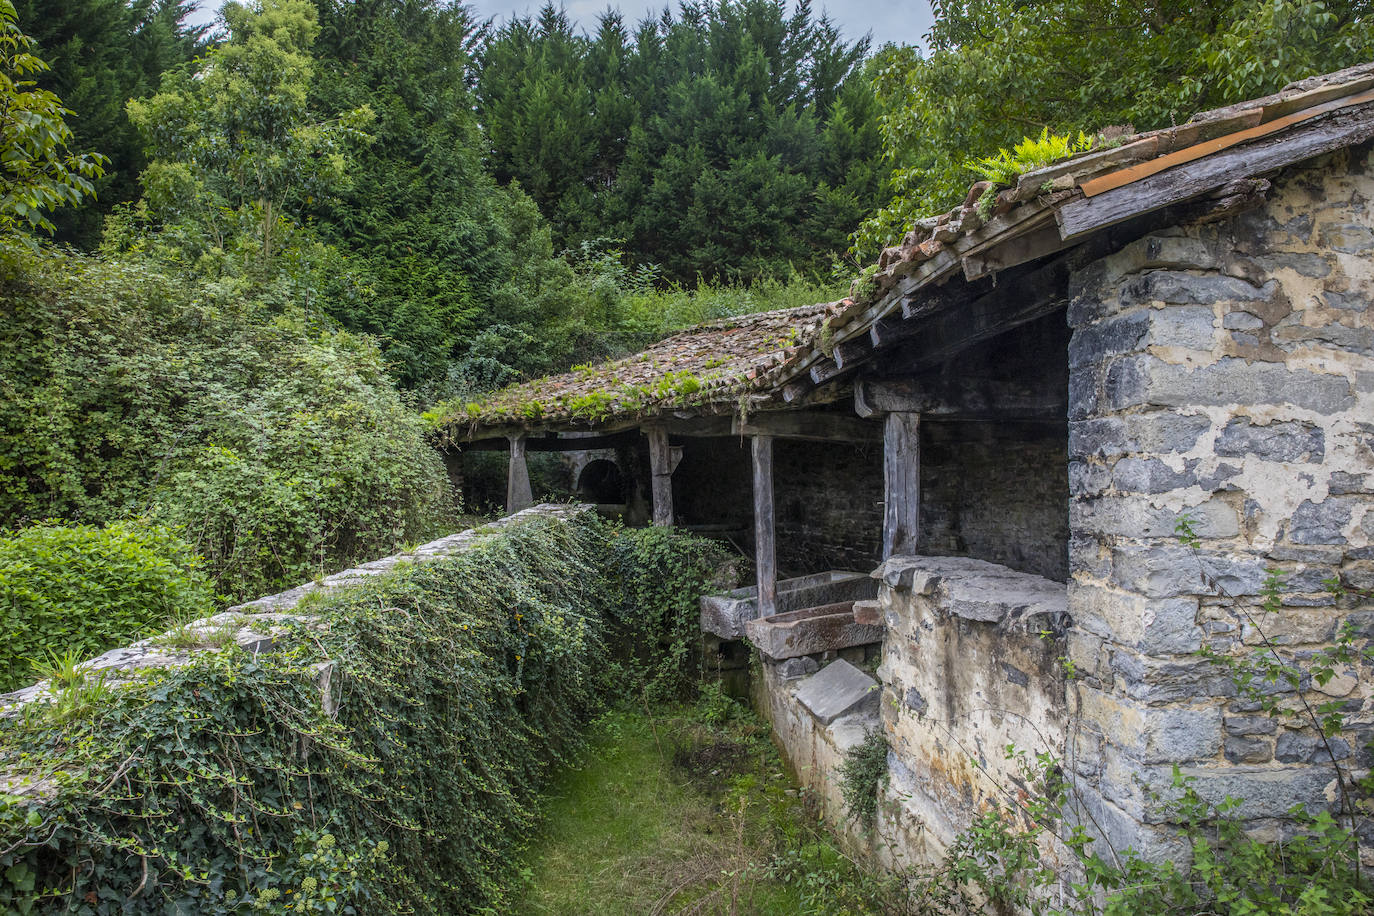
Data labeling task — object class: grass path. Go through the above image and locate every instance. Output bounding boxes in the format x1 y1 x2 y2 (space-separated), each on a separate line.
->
514 700 886 916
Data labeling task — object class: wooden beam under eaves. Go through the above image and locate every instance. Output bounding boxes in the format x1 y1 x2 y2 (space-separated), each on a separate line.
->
1080 88 1374 197
734 410 881 443
1058 99 1374 240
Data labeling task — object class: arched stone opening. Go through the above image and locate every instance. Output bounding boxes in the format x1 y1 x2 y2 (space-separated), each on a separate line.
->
576 458 624 504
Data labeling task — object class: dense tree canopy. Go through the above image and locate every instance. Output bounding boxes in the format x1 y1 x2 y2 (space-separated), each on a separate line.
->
0 0 105 239
856 0 1374 256
478 0 887 282
10 0 201 244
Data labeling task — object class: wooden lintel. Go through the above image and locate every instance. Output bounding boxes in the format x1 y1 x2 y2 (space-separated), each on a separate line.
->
752 435 777 619
463 431 639 452
505 434 533 513
1058 100 1374 240
882 413 920 559
854 376 1065 421
661 414 734 437
734 410 882 443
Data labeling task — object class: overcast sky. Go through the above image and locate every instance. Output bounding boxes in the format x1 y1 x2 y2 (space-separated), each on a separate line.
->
190 0 933 51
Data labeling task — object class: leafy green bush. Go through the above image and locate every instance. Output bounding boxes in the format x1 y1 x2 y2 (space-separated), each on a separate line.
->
0 245 453 600
605 524 732 703
0 520 214 691
837 729 889 828
0 512 728 913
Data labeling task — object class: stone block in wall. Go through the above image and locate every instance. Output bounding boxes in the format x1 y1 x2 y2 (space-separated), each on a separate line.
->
1108 649 1238 705
1119 272 1277 310
1069 582 1201 655
1072 496 1239 542
1214 418 1326 463
1070 413 1212 460
1074 687 1221 765
1103 355 1355 414
1110 545 1267 598
1289 497 1359 545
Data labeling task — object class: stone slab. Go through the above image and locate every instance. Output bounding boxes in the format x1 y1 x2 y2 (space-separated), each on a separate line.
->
794 659 880 725
852 600 882 626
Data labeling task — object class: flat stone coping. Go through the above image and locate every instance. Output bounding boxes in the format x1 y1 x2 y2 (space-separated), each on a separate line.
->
872 555 1068 630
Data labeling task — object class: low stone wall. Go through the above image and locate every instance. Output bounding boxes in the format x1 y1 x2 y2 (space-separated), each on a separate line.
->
0 504 587 715
754 657 881 857
873 556 1070 869
751 555 1070 871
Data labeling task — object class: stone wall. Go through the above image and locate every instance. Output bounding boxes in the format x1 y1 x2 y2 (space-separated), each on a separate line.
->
918 419 1069 581
675 436 885 575
1063 143 1374 860
871 556 1071 868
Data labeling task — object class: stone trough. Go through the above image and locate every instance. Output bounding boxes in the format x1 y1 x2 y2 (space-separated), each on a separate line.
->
743 601 885 661
700 570 878 640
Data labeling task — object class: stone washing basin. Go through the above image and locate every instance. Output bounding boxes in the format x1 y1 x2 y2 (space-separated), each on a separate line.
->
700 570 878 640
743 601 884 661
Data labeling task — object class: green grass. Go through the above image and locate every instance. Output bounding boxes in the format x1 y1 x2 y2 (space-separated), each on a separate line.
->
515 694 890 915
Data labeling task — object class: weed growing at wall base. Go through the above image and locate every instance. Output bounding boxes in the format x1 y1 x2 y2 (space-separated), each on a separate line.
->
0 513 725 913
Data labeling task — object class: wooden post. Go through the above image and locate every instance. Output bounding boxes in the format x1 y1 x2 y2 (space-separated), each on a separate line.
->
752 435 777 618
646 426 677 526
883 412 920 559
506 434 533 513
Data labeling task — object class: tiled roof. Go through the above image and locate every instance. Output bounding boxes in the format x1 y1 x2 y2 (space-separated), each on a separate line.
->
440 301 843 437
443 63 1374 441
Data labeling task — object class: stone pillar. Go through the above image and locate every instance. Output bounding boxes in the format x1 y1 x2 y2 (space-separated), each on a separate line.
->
506 434 533 513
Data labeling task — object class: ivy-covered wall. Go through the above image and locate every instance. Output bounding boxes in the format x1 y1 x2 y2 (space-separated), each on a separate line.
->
0 506 725 914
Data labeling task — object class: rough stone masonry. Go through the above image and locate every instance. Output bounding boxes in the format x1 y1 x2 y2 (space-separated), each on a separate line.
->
1061 142 1374 862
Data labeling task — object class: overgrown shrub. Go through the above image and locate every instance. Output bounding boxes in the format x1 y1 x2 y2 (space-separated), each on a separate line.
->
0 520 214 692
605 524 732 703
837 729 888 828
0 245 453 600
0 512 727 913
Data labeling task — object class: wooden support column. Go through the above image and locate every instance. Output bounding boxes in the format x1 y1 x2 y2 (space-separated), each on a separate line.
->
506 434 533 513
646 426 681 526
752 435 777 618
882 413 920 559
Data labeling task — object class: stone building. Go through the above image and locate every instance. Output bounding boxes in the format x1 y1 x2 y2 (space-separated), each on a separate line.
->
440 64 1374 879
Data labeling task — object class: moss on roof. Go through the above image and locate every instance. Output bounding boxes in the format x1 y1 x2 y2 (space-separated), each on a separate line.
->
437 301 842 438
